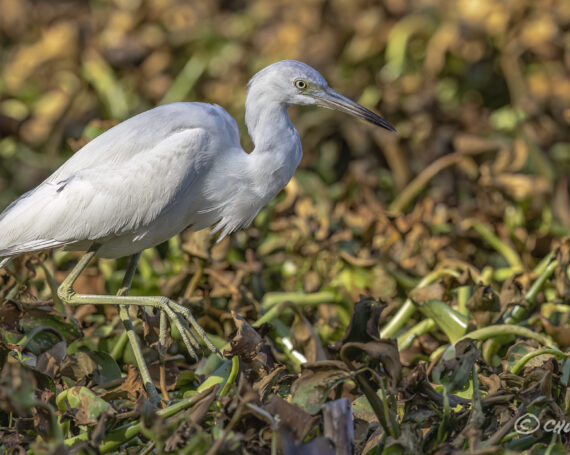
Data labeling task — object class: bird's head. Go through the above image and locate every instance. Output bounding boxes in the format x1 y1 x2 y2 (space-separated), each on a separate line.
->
248 60 395 132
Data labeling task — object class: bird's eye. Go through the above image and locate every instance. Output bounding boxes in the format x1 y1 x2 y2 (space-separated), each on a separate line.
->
295 79 307 90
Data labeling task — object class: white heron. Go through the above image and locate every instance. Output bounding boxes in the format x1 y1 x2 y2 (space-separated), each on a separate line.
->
0 60 394 402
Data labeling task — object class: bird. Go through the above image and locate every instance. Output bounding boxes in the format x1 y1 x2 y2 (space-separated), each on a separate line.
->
0 60 395 402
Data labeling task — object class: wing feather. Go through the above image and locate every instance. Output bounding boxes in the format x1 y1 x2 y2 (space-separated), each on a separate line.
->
0 102 241 263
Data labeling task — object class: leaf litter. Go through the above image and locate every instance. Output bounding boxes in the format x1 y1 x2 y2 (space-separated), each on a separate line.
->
1 0 570 453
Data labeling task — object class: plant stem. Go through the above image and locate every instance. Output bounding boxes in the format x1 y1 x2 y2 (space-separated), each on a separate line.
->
468 220 523 271
526 260 558 305
507 259 558 323
509 348 568 375
110 328 129 360
261 290 341 311
397 319 436 350
220 355 239 397
459 324 556 348
380 269 460 339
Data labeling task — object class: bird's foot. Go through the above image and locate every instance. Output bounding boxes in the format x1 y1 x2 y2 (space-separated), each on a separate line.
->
154 296 221 360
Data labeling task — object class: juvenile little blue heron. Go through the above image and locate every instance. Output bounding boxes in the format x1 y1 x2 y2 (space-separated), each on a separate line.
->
0 60 394 402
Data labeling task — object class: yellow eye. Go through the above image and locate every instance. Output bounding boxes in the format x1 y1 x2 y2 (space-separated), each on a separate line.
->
295 79 307 90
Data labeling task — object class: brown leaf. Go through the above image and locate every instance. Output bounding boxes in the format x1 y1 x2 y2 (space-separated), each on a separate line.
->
538 316 570 350
494 174 551 201
100 365 148 402
330 296 385 350
0 359 37 416
466 283 501 327
263 396 318 441
181 229 211 260
224 312 264 360
32 405 51 440
149 359 179 391
224 312 277 383
291 361 352 414
60 351 98 382
409 282 445 303
431 339 481 391
555 239 570 299
499 276 526 308
141 309 163 349
341 340 402 391
35 340 67 379
479 374 501 396
253 365 288 401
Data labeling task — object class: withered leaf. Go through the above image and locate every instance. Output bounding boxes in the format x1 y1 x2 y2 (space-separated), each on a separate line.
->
100 365 148 402
224 311 276 383
555 239 570 299
149 359 179 391
410 282 445 303
254 365 288 401
330 296 385 350
35 340 67 379
0 360 41 416
466 284 500 312
263 396 318 441
466 283 501 327
291 361 351 414
59 351 98 382
62 386 114 426
32 405 51 440
141 309 163 349
432 339 481 392
341 340 402 391
402 364 469 408
224 311 264 361
500 276 526 308
538 316 570 350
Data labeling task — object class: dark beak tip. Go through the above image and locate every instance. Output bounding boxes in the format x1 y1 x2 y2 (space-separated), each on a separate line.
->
386 123 398 134
376 118 397 133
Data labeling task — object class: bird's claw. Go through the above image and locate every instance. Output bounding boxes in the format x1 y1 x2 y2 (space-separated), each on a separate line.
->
155 296 219 361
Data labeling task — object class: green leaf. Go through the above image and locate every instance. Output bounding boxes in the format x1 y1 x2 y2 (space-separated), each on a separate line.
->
291 361 351 414
57 386 113 425
90 351 122 384
197 359 232 394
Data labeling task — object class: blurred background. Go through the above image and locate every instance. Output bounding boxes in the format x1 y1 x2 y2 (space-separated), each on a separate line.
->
0 0 569 312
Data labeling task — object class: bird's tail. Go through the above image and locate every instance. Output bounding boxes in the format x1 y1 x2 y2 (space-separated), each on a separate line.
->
0 239 66 269
0 184 69 267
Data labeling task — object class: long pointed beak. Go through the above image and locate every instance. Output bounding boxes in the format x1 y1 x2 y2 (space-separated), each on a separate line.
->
312 88 396 132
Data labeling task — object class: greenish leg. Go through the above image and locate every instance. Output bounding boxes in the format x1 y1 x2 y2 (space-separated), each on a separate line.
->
158 310 170 401
115 252 161 405
57 247 220 403
57 248 160 404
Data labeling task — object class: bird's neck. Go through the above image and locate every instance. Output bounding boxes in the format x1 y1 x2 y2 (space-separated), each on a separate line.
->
245 88 302 184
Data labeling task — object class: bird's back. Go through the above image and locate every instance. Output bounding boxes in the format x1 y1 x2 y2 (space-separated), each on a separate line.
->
0 102 242 263
46 102 240 183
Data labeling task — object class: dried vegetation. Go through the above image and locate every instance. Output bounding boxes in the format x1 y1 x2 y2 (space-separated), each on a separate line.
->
0 0 570 453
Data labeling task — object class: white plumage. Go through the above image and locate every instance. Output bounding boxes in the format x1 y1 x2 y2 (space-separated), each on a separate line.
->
0 60 394 266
